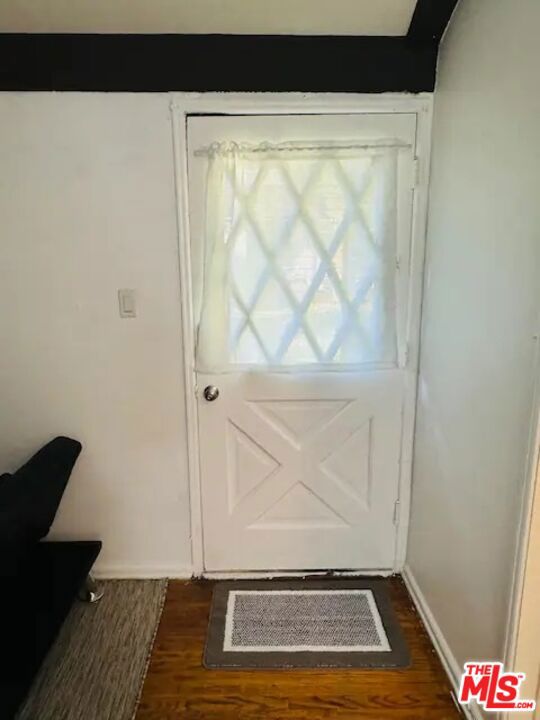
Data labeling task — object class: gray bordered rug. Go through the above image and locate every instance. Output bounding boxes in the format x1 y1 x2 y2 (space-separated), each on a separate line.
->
204 578 409 669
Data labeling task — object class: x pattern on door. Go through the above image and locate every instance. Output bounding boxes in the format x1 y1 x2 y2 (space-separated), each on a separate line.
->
226 397 374 530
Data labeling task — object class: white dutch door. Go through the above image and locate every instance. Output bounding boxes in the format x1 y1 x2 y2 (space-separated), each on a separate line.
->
187 113 417 572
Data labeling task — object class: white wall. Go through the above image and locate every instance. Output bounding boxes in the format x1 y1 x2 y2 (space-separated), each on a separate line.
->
0 93 192 576
407 0 540 667
0 0 415 36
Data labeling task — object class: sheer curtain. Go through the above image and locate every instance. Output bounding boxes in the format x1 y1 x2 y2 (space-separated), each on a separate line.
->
195 141 400 372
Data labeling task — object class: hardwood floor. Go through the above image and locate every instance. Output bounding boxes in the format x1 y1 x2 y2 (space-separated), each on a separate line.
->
136 577 461 720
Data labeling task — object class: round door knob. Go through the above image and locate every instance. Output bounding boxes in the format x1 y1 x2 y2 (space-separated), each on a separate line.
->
203 385 220 402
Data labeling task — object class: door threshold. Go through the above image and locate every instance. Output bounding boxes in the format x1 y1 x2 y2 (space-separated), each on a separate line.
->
201 568 395 580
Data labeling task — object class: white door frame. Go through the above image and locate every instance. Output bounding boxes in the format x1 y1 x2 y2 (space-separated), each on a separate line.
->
170 92 433 577
503 331 540 720
509 445 540 720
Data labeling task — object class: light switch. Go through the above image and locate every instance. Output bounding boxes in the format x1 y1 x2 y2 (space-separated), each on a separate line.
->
118 289 136 318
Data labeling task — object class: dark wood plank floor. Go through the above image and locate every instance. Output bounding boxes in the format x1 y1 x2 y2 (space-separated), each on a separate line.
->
136 577 461 720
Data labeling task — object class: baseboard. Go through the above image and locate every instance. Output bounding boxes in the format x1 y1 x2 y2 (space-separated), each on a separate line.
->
92 566 394 580
91 565 193 579
402 565 485 720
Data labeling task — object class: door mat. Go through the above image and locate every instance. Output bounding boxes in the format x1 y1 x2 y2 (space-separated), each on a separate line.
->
204 578 409 669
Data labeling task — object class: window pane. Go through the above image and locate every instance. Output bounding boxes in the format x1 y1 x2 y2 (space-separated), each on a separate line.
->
198 146 399 369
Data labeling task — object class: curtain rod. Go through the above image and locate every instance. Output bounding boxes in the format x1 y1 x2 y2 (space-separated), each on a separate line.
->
194 139 412 157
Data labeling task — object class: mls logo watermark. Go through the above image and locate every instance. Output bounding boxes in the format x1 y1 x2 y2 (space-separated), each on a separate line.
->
459 662 536 713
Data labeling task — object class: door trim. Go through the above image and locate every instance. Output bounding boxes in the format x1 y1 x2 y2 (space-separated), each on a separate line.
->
503 315 540 710
170 92 434 577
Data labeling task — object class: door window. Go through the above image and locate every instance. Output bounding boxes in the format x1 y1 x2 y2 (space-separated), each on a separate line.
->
195 141 405 371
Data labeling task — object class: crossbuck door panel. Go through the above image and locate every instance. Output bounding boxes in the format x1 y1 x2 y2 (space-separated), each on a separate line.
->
198 373 403 570
188 113 417 572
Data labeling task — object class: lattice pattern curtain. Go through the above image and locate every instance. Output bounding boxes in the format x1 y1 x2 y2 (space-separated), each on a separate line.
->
195 141 399 371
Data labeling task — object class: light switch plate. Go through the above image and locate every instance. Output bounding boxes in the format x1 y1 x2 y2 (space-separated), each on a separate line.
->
118 289 136 318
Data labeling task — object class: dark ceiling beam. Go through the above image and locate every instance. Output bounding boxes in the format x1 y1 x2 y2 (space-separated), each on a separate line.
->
0 1 462 94
0 33 437 92
407 0 460 44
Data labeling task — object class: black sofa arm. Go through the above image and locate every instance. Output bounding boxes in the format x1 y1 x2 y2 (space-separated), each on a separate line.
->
0 437 102 719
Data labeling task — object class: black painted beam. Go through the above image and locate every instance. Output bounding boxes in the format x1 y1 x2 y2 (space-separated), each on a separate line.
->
407 0 460 44
0 33 437 92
